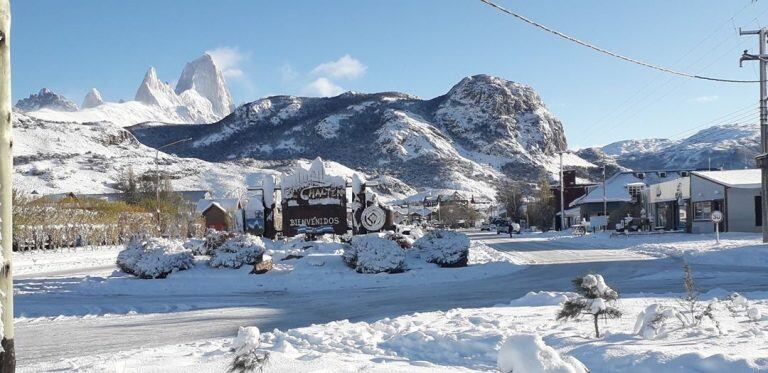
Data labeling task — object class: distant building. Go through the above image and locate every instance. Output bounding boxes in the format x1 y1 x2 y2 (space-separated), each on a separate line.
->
551 170 596 229
196 198 244 232
570 170 690 228
689 169 761 234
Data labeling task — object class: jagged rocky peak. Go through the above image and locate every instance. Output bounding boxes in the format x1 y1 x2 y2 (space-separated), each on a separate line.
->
134 66 180 107
81 88 104 109
15 88 79 112
175 53 234 118
435 74 566 157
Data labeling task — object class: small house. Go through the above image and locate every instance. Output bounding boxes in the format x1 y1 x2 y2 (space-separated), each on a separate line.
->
689 169 761 234
196 198 244 232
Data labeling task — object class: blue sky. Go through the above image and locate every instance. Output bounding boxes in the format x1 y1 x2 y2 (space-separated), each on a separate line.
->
11 0 767 148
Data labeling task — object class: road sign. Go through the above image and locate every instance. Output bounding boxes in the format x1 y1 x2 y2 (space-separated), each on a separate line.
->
711 211 723 223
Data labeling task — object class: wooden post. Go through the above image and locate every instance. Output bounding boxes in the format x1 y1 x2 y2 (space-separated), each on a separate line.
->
0 1 14 370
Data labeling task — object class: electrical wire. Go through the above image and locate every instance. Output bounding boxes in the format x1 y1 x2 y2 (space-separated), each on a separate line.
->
477 0 763 83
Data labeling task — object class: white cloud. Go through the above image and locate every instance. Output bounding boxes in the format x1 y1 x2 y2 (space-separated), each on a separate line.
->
310 54 367 80
688 95 719 103
206 47 247 79
302 77 345 97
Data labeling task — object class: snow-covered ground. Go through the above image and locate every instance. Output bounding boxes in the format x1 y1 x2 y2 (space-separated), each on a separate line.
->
13 230 768 371
20 291 768 372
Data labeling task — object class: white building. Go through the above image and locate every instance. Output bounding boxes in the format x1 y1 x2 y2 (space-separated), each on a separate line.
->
689 169 761 234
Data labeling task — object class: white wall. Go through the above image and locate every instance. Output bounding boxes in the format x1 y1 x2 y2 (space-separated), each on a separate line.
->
690 175 725 234
727 187 761 233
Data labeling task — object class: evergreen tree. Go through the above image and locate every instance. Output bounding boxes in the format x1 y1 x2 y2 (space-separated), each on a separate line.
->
557 273 622 338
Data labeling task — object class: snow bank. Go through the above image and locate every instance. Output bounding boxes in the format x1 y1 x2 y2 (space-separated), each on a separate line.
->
497 334 587 373
508 291 575 307
116 238 194 279
345 234 406 274
413 230 470 267
210 234 268 269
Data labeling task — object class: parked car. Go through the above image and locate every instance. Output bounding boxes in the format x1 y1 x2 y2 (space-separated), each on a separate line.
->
480 223 492 231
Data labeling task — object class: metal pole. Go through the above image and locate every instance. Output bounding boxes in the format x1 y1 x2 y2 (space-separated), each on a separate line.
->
153 137 192 236
602 165 607 217
761 29 768 243
740 27 768 243
155 149 161 234
559 152 565 231
0 1 14 370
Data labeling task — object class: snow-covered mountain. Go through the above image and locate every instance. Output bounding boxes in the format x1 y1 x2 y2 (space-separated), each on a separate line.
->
12 111 412 201
81 88 104 109
577 123 760 171
15 88 79 112
17 53 234 127
130 75 590 196
175 53 234 118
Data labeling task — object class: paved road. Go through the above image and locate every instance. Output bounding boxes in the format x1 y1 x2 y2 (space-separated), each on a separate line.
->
13 232 768 366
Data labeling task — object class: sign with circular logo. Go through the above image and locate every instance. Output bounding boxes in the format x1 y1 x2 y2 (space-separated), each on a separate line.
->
361 205 386 231
710 210 723 223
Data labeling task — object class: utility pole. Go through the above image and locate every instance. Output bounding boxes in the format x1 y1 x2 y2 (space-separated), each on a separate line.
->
740 27 768 243
559 152 565 231
0 1 14 370
602 164 607 217
154 138 192 236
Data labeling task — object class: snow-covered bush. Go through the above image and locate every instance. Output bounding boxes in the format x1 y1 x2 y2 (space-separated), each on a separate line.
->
497 333 588 373
183 238 206 255
413 230 470 267
343 233 406 274
556 273 621 338
210 234 267 269
230 326 269 373
200 229 236 256
633 304 683 339
117 238 194 279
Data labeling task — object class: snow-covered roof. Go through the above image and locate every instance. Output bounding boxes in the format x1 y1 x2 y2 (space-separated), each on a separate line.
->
196 198 241 214
691 169 761 189
570 170 685 207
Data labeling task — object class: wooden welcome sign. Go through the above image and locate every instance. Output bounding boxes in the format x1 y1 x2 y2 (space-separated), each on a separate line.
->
281 158 348 237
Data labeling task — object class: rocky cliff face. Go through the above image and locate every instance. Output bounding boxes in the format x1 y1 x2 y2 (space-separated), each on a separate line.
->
15 88 79 112
175 53 234 118
129 75 575 195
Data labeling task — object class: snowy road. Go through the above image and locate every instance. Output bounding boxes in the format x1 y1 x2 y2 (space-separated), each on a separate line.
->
14 231 768 366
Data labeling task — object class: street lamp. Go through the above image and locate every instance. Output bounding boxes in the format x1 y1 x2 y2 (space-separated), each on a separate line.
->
154 138 192 235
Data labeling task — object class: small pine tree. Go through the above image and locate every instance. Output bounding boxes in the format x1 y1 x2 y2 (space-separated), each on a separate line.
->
557 273 622 338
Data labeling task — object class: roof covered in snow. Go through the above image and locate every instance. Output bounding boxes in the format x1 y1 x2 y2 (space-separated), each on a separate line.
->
570 170 687 207
691 169 761 189
196 198 241 214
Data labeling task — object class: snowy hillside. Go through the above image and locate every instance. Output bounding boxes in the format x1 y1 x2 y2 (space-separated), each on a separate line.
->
130 75 594 196
579 123 760 171
18 53 233 127
12 111 412 201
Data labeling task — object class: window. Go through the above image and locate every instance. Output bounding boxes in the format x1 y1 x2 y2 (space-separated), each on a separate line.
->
635 172 645 179
693 201 713 221
658 171 667 178
756 196 763 227
681 171 689 177
694 200 723 221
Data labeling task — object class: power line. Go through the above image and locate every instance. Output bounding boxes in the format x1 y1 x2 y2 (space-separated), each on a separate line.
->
477 0 762 83
573 3 756 146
